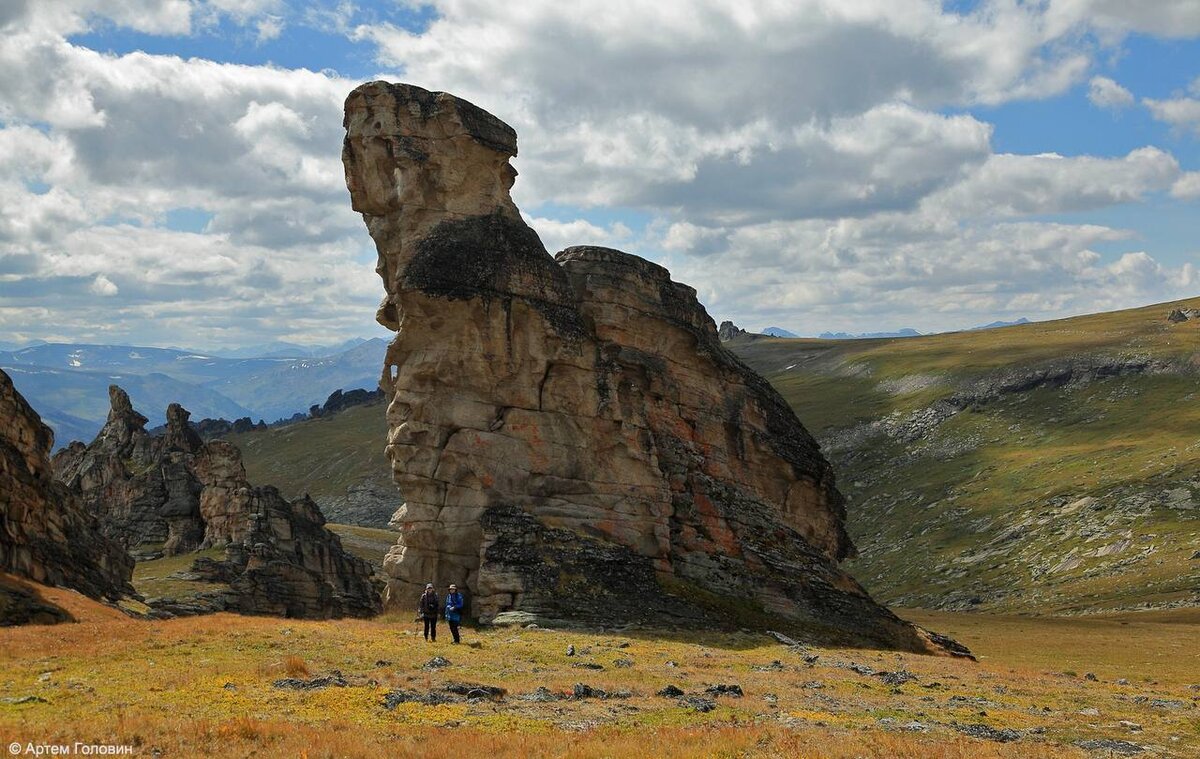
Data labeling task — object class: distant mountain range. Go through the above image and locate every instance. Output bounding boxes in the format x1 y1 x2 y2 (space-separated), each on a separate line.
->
761 326 798 338
0 339 388 447
818 328 922 340
969 317 1030 330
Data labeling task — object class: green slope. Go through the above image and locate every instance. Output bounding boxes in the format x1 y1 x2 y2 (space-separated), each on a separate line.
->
224 402 399 528
727 296 1200 613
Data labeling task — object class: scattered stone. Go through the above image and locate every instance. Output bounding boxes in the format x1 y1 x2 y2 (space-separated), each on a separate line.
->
876 670 917 686
382 689 451 709
440 682 506 701
1085 672 1098 681
952 723 1020 742
1150 698 1186 709
766 631 803 647
572 683 606 699
572 662 604 670
2 696 48 705
1074 739 1144 755
903 721 928 732
222 683 237 691
681 696 717 713
847 663 876 676
802 654 820 665
375 660 393 667
423 656 451 670
1118 721 1142 732
753 660 785 672
273 672 348 690
613 659 633 668
518 687 559 703
802 681 825 689
1079 707 1100 716
657 685 685 698
565 645 575 657
1116 678 1130 686
704 684 743 698
666 660 679 668
1167 308 1200 324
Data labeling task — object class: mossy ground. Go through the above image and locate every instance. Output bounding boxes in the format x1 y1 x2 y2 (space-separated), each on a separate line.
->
2 582 1197 758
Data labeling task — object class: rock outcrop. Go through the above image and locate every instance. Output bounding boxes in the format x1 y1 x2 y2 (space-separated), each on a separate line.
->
1167 308 1200 323
342 82 952 652
54 386 380 619
717 321 748 341
191 488 382 619
0 369 134 607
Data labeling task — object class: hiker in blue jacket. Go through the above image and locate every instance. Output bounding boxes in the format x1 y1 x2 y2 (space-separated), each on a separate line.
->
444 584 465 644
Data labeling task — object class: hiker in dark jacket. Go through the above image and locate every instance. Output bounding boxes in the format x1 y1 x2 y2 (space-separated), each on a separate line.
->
444 584 465 644
418 583 439 642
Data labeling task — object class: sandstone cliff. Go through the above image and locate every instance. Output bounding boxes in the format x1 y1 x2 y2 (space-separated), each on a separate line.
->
54 387 380 619
0 369 134 607
343 82 953 652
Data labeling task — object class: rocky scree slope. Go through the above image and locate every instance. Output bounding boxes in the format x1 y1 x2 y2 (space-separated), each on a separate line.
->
726 301 1200 613
341 81 958 654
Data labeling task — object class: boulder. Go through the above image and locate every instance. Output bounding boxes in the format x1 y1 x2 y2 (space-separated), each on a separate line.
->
0 370 134 608
342 81 957 652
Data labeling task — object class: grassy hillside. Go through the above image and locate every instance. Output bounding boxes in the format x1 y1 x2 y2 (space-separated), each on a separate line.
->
225 403 397 527
727 296 1200 614
3 576 1198 757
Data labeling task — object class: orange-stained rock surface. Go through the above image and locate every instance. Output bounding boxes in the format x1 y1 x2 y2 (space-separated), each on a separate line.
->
343 81 962 652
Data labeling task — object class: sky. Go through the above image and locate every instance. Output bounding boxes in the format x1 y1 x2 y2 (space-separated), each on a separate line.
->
0 1 1199 350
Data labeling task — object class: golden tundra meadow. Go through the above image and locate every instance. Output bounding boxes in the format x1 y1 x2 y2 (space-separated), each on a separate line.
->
1 577 1197 758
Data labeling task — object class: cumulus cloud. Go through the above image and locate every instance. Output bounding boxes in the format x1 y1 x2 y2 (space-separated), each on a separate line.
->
1171 172 1200 199
933 147 1181 218
88 274 118 296
0 0 1197 348
1144 81 1200 136
1087 76 1134 108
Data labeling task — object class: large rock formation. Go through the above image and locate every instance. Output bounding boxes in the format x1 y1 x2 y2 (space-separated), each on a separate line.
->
54 387 380 619
342 81 951 651
54 389 248 554
0 369 134 605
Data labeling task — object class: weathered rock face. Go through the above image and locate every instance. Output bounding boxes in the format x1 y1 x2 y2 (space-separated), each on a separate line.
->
54 387 381 619
343 82 947 651
54 388 248 554
0 369 134 604
196 489 382 619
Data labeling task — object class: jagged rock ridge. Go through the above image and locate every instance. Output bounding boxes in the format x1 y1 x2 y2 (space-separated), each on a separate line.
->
54 386 380 619
342 81 955 651
0 369 134 611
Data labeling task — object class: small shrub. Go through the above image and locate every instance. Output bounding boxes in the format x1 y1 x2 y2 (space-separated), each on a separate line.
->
284 655 310 677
